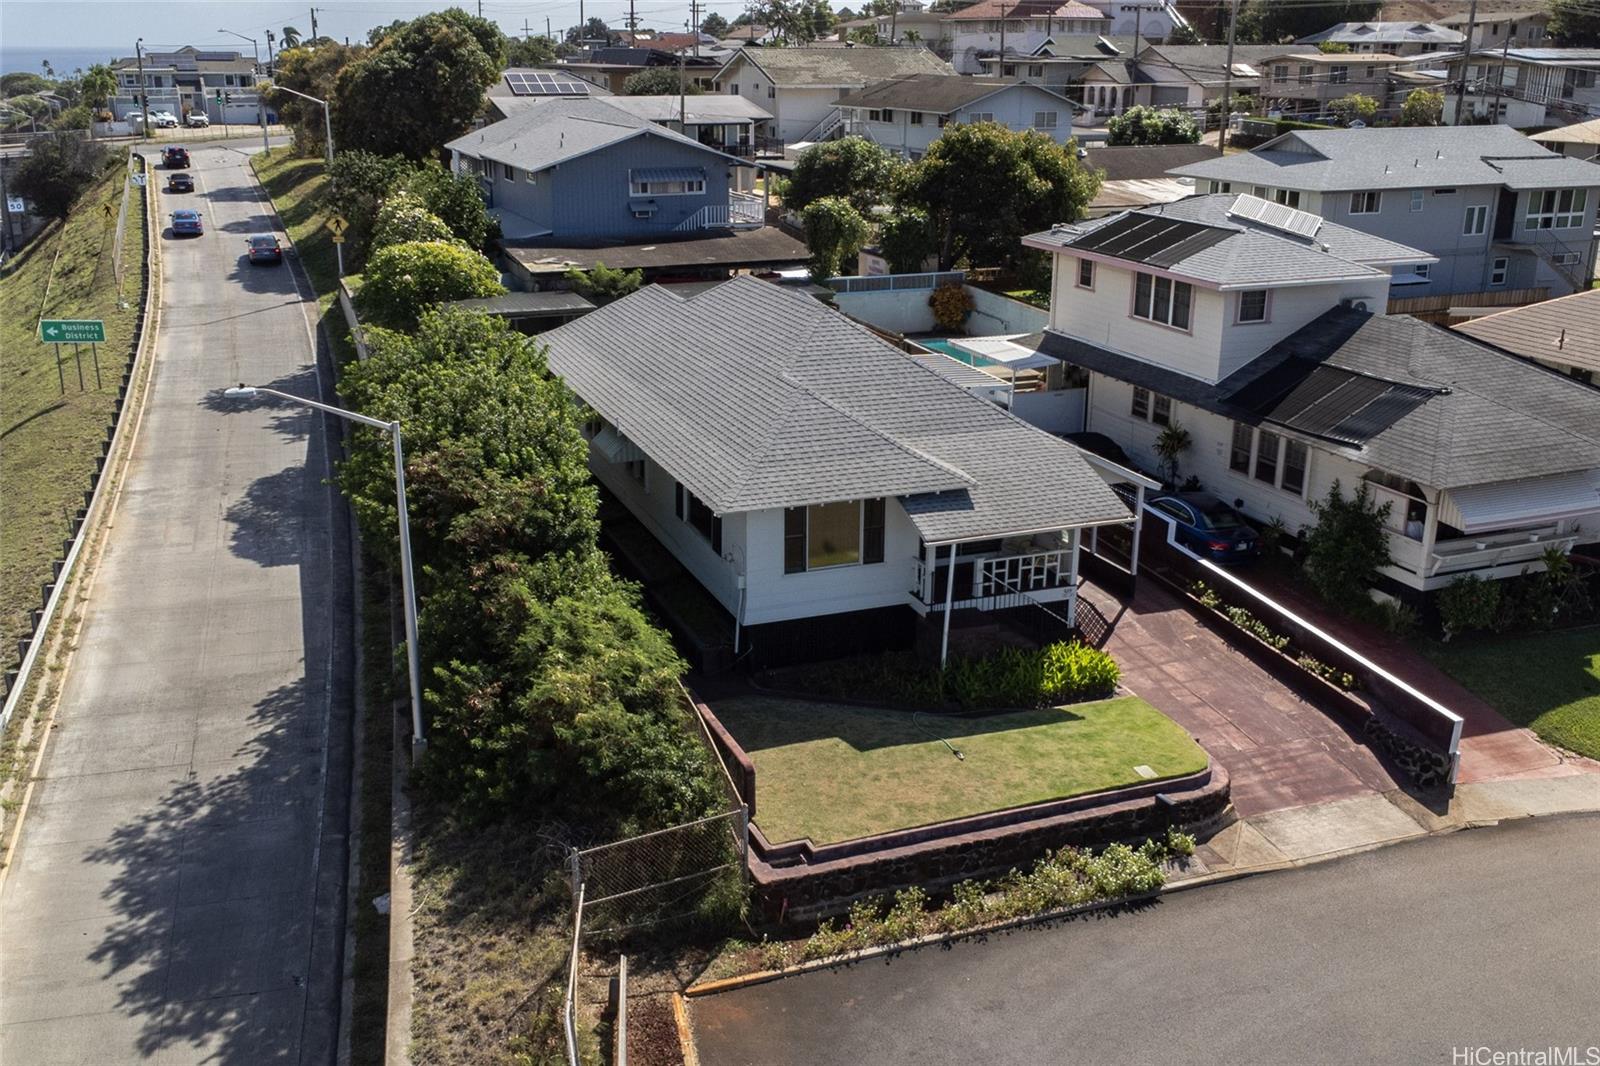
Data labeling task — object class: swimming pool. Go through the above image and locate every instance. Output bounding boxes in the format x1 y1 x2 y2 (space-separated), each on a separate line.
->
917 337 994 368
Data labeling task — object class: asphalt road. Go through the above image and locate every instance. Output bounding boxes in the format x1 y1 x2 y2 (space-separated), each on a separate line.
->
693 814 1600 1066
0 144 353 1064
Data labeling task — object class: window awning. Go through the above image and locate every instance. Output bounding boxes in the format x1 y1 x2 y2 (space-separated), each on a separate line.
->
593 426 644 465
1439 470 1600 534
630 166 706 184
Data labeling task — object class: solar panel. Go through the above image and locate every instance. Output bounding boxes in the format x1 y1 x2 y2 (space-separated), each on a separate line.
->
1066 213 1233 268
1232 360 1438 446
504 71 590 96
1227 194 1323 240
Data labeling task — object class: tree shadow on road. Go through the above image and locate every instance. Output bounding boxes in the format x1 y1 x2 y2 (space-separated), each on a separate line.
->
197 368 320 444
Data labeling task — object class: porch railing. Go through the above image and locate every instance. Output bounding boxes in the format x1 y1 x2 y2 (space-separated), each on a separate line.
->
828 270 965 293
912 548 1072 611
1385 524 1580 580
672 196 765 231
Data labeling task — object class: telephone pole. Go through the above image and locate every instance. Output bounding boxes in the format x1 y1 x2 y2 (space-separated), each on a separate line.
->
309 7 319 42
135 38 148 142
1454 0 1478 126
1217 0 1238 154
691 0 701 55
628 0 638 31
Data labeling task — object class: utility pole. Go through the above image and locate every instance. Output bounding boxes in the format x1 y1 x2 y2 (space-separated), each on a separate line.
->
265 30 276 73
1453 0 1478 126
546 17 552 41
1217 0 1238 154
1131 1 1142 102
1488 28 1514 124
628 0 638 31
309 7 319 42
691 0 700 55
999 6 1006 76
135 38 148 142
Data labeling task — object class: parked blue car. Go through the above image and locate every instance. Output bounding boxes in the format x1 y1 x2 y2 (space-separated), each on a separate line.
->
171 209 204 236
1147 492 1260 563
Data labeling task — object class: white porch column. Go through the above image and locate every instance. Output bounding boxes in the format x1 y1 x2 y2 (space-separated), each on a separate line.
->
1420 489 1442 579
922 540 936 604
1066 528 1080 625
939 543 958 667
1129 483 1145 578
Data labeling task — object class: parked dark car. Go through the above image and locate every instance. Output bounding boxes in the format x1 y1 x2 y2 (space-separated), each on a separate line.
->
245 233 283 264
1060 431 1136 471
171 209 204 236
166 172 194 193
162 146 190 169
1147 492 1260 563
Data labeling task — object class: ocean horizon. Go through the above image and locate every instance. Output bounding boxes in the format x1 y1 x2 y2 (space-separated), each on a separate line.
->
2 45 126 77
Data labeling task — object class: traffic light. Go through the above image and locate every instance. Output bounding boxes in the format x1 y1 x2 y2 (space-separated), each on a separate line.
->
215 89 222 105
224 91 233 106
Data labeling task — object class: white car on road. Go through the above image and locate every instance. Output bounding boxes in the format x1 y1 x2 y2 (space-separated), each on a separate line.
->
185 112 210 128
150 111 179 128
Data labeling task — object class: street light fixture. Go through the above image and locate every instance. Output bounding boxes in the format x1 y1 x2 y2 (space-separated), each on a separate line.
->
223 384 426 757
217 28 262 69
266 83 340 275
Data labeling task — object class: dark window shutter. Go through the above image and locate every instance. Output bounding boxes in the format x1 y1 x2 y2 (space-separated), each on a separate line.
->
783 507 807 574
863 498 886 565
675 482 684 519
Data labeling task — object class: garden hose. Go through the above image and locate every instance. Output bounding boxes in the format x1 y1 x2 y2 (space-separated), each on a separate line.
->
913 711 965 761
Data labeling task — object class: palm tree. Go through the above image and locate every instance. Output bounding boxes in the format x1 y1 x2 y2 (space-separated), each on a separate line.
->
81 64 116 111
281 25 303 48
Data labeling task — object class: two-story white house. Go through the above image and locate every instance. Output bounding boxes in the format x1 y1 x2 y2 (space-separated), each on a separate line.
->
1294 21 1464 56
943 0 1112 74
1169 126 1600 301
1022 194 1600 597
110 46 261 125
1441 48 1600 129
835 74 1080 159
536 276 1135 666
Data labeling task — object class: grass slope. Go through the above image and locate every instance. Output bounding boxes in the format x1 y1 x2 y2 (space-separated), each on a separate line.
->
248 150 356 364
1425 630 1600 761
715 694 1209 845
0 155 145 674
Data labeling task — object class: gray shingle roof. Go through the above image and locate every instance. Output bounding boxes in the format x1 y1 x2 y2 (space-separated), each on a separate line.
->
444 97 739 174
1083 144 1224 182
537 277 1131 541
1454 289 1600 377
1024 193 1429 287
835 74 1072 115
720 45 954 88
1038 308 1600 489
1137 44 1289 79
1296 21 1464 45
1169 126 1600 192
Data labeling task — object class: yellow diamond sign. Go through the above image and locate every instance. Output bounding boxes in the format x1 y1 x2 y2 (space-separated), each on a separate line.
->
327 214 349 236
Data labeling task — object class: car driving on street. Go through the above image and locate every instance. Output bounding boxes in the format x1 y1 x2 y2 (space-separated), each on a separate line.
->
162 145 190 168
245 233 283 264
166 172 194 193
171 209 204 236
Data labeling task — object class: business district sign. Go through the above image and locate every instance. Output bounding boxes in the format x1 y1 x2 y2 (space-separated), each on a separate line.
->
39 319 107 343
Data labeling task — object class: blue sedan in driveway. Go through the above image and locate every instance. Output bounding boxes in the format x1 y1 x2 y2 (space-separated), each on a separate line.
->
171 209 204 236
1147 492 1260 563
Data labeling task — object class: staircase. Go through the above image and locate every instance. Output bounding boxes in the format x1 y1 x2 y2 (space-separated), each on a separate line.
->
794 108 844 145
1520 229 1593 293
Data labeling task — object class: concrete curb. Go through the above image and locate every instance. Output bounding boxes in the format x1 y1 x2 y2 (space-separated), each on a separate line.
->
672 992 699 1066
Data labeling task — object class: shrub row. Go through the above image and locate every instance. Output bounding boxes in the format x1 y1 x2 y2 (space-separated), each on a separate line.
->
1439 551 1597 639
757 830 1195 969
1191 582 1357 692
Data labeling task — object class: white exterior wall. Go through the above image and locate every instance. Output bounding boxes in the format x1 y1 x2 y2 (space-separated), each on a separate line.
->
1213 278 1389 378
718 57 843 142
741 501 924 626
844 85 1075 159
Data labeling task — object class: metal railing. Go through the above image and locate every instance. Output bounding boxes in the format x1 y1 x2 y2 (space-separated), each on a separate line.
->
563 883 585 1066
828 270 964 293
671 196 765 231
1513 227 1593 292
794 108 843 145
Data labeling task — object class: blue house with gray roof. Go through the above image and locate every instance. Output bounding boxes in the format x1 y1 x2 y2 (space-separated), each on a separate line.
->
1169 126 1600 302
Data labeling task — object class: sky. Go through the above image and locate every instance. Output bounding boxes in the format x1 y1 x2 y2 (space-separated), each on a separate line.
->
0 0 748 62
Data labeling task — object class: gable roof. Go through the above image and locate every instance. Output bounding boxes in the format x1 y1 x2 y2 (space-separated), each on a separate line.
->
835 73 1075 114
1168 126 1600 192
716 45 954 88
1136 44 1287 80
1039 308 1600 489
1082 143 1218 182
1531 117 1600 147
1453 289 1600 377
444 97 745 174
940 0 1106 21
1296 21 1464 45
1024 193 1431 288
537 277 1131 541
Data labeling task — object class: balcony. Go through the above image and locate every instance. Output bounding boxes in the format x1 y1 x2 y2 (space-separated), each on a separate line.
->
673 193 766 232
911 547 1075 613
1386 524 1581 585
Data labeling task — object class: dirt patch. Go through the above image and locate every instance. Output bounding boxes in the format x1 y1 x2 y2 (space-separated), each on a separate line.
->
627 994 685 1066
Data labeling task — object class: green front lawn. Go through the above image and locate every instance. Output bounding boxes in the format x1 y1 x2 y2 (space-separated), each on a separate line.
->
713 694 1208 845
1424 630 1600 761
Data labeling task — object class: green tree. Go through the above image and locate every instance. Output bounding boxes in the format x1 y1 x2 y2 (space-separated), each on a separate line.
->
1398 88 1443 127
10 134 108 218
0 72 51 98
568 17 616 44
802 195 872 280
371 191 454 247
701 11 730 36
1304 480 1392 614
281 24 304 47
785 136 900 213
1107 105 1200 146
1234 1 1379 43
79 64 116 114
1317 40 1351 53
1328 92 1378 125
333 8 505 160
622 66 702 95
51 104 92 130
896 125 1099 270
357 240 505 329
400 164 492 248
270 42 362 157
1548 0 1600 46
327 150 417 261
564 261 644 303
878 207 938 273
506 36 557 67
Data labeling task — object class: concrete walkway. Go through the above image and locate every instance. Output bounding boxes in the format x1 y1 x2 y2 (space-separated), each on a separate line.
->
0 145 353 1065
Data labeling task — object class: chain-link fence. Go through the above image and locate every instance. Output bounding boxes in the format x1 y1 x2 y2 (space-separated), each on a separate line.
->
568 805 747 936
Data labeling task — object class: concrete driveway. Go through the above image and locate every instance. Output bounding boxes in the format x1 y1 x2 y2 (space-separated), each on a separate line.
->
0 145 352 1064
690 813 1600 1066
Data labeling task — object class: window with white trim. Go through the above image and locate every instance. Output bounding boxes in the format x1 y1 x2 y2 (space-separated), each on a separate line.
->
1525 188 1587 230
1130 386 1149 420
1237 289 1267 323
1273 63 1289 82
503 163 515 181
1411 189 1424 212
1151 393 1172 427
1254 428 1280 485
782 499 886 573
1463 203 1487 235
1132 272 1191 329
1490 256 1509 286
1414 264 1431 279
1280 439 1307 496
1298 64 1314 83
1028 64 1045 77
910 111 924 125
675 483 722 554
1033 110 1058 129
1252 185 1268 199
968 112 994 123
1229 422 1252 473
1330 64 1348 84
1077 258 1094 288
630 176 705 196
1274 188 1301 208
1349 190 1381 214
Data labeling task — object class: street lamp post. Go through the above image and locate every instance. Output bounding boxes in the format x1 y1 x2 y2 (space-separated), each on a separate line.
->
218 28 262 69
223 384 427 758
268 84 340 275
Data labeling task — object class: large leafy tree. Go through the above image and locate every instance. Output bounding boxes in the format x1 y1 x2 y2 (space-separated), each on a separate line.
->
357 240 505 329
79 64 117 113
270 42 362 156
1107 105 1201 146
400 164 493 248
1548 0 1600 46
1399 88 1443 127
333 8 505 160
878 207 938 273
11 134 107 218
784 136 900 213
1234 1 1379 43
0 72 51 98
896 124 1099 270
802 196 871 280
506 35 557 66
701 11 730 36
326 150 417 261
623 66 702 95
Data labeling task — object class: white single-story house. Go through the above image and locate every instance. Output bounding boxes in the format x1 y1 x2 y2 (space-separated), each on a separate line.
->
536 276 1136 665
1022 194 1600 595
835 73 1080 159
